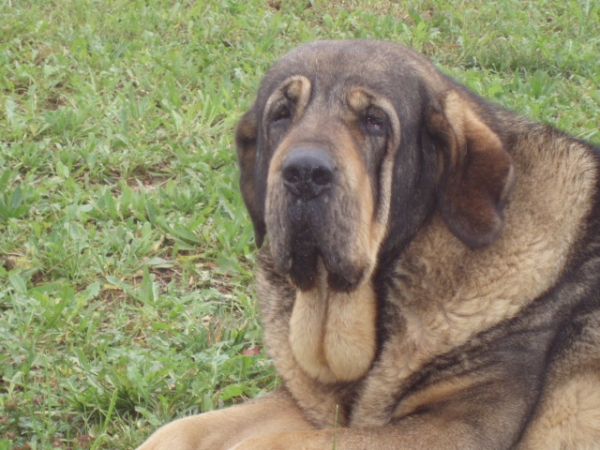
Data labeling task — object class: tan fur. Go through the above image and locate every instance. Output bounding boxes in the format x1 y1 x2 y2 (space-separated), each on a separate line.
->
323 281 377 381
392 375 484 419
519 373 600 449
137 389 316 450
288 263 331 382
519 305 600 448
289 266 378 383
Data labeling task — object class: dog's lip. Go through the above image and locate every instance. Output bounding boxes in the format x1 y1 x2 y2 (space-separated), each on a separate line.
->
275 242 363 293
326 269 361 292
269 195 364 292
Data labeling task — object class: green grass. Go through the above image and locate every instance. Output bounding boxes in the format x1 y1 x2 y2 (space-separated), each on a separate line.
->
0 0 598 448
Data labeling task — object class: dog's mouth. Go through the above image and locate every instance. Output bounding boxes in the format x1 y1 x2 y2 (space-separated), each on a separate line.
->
286 231 361 292
270 199 366 293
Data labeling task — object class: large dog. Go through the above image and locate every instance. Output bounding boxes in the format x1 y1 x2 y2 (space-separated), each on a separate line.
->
138 40 600 449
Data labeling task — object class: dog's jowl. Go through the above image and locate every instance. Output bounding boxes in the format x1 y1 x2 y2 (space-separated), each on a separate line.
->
138 40 600 450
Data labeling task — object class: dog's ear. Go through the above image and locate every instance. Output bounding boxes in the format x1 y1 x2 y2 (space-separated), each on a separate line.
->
426 91 515 248
236 105 266 247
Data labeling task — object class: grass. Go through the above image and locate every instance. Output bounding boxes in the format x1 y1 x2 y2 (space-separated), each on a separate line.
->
0 0 598 448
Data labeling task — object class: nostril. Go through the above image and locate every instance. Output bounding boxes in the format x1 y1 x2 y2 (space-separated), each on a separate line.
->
283 166 302 184
312 166 333 186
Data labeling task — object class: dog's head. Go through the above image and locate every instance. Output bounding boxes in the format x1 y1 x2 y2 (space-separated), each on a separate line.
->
236 40 514 293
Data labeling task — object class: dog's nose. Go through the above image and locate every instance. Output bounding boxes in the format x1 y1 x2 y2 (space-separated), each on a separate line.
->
281 148 336 200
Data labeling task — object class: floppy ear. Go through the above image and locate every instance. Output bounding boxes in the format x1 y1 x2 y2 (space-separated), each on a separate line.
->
235 106 266 247
426 90 515 248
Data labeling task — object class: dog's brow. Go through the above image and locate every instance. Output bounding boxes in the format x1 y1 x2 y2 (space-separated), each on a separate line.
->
285 78 304 100
347 90 371 111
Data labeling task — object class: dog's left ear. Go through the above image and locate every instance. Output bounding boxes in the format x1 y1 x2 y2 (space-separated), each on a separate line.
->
235 105 266 247
426 90 515 248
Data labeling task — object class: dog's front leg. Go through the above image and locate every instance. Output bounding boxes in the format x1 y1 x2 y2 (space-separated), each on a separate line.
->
228 416 510 450
137 388 315 450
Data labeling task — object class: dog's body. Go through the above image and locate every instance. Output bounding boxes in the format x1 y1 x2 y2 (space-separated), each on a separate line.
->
138 40 600 449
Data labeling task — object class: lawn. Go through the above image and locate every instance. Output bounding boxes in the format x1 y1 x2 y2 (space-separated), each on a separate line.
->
0 0 598 448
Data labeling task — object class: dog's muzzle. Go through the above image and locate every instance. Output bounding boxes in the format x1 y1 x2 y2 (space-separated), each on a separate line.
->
268 146 367 292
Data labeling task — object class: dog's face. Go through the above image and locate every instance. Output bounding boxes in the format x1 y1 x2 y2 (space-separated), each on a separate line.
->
236 40 515 293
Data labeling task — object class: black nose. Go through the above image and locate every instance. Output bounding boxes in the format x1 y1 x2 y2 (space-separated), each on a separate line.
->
281 148 336 200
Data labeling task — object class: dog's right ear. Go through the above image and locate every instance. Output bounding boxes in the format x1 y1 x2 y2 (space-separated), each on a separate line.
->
236 105 266 247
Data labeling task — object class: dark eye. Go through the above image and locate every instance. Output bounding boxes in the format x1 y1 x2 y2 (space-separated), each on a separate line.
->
271 104 292 124
363 108 388 136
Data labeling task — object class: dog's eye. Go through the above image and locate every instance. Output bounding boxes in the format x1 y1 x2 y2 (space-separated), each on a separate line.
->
363 108 388 136
271 104 292 124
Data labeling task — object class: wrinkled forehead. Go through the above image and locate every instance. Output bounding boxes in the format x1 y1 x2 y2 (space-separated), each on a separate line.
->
257 40 443 114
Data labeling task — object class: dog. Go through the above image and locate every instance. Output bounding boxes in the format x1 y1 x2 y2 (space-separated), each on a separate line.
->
138 40 600 449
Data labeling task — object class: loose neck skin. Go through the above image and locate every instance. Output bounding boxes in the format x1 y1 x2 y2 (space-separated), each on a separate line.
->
288 261 378 384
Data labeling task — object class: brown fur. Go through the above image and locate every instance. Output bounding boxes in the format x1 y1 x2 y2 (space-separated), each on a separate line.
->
138 40 600 450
